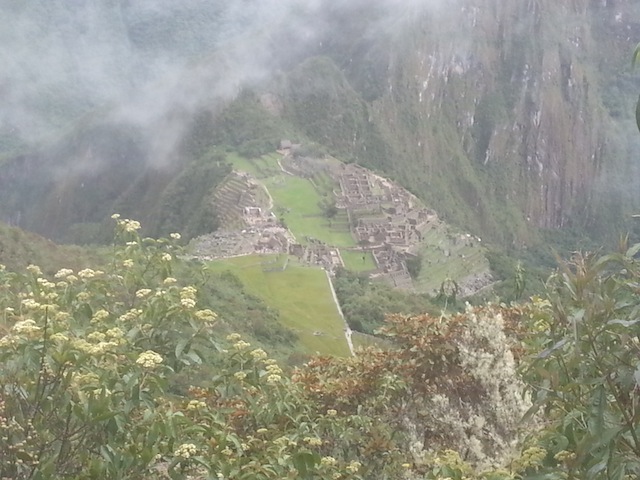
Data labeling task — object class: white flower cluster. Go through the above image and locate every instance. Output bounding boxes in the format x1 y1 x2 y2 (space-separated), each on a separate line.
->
195 309 217 325
21 298 40 310
135 289 152 298
174 443 197 459
265 363 283 385
320 456 337 467
12 319 41 337
73 339 118 356
180 286 197 309
91 309 110 324
118 308 142 323
249 348 267 361
54 268 74 279
78 269 97 279
36 277 56 290
26 264 42 276
233 340 251 351
136 350 163 369
121 219 141 233
186 400 207 410
417 304 533 470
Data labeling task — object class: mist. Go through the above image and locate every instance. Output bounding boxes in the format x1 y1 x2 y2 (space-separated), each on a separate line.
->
0 0 449 165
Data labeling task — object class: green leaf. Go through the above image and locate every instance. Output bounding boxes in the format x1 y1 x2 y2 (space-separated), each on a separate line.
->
625 242 640 258
293 451 315 478
636 94 640 134
586 460 607 479
175 338 189 359
632 43 640 69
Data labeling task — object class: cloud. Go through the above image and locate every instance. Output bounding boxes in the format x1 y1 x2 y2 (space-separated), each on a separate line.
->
0 0 447 164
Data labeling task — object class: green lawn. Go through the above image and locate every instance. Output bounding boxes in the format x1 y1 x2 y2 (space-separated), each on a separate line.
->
414 225 490 294
339 249 377 272
266 176 355 247
226 152 356 248
207 255 350 356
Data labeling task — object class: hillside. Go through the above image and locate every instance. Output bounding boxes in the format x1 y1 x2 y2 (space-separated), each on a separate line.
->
0 1 638 252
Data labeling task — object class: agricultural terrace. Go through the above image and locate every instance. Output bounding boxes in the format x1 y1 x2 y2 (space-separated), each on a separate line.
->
413 225 490 295
207 254 350 357
226 153 357 249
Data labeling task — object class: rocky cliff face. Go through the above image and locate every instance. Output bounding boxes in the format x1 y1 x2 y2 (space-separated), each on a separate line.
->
314 0 640 244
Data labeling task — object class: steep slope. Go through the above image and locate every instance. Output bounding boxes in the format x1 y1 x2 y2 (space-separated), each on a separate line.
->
282 0 640 245
0 0 638 250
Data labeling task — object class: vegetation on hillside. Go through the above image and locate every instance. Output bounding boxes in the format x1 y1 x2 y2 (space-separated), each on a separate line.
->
333 268 439 334
2 216 640 478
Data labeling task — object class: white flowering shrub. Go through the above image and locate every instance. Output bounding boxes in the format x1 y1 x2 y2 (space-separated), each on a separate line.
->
298 304 538 477
0 217 385 479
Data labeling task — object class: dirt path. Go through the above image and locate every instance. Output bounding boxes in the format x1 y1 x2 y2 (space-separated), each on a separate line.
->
324 270 354 356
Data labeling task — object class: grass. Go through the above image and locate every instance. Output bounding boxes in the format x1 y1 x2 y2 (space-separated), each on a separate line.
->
339 249 377 271
207 254 350 356
267 177 355 247
226 151 357 248
414 224 490 294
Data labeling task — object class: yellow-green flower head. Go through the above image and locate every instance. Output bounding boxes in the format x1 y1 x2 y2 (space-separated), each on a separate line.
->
76 292 90 302
136 350 163 369
12 319 41 337
122 219 141 233
87 331 106 343
180 298 196 309
122 259 134 268
186 400 207 410
170 232 181 240
174 443 197 459
226 333 242 342
105 327 124 339
320 456 337 467
304 437 323 446
78 268 96 279
250 348 267 360
233 340 251 351
161 253 172 262
135 288 152 298
195 309 218 323
21 298 40 310
91 309 110 323
50 333 69 343
266 374 281 385
346 461 361 473
265 364 283 375
36 277 56 289
163 277 177 285
26 264 42 276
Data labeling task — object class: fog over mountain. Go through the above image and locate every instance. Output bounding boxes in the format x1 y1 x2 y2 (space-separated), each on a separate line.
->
0 0 448 164
0 0 639 246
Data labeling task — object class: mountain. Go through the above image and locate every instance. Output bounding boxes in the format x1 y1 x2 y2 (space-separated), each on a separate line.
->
0 0 638 250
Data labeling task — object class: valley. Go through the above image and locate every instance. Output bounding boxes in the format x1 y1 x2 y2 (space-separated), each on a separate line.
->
2 1 640 477
191 147 491 294
186 146 492 355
